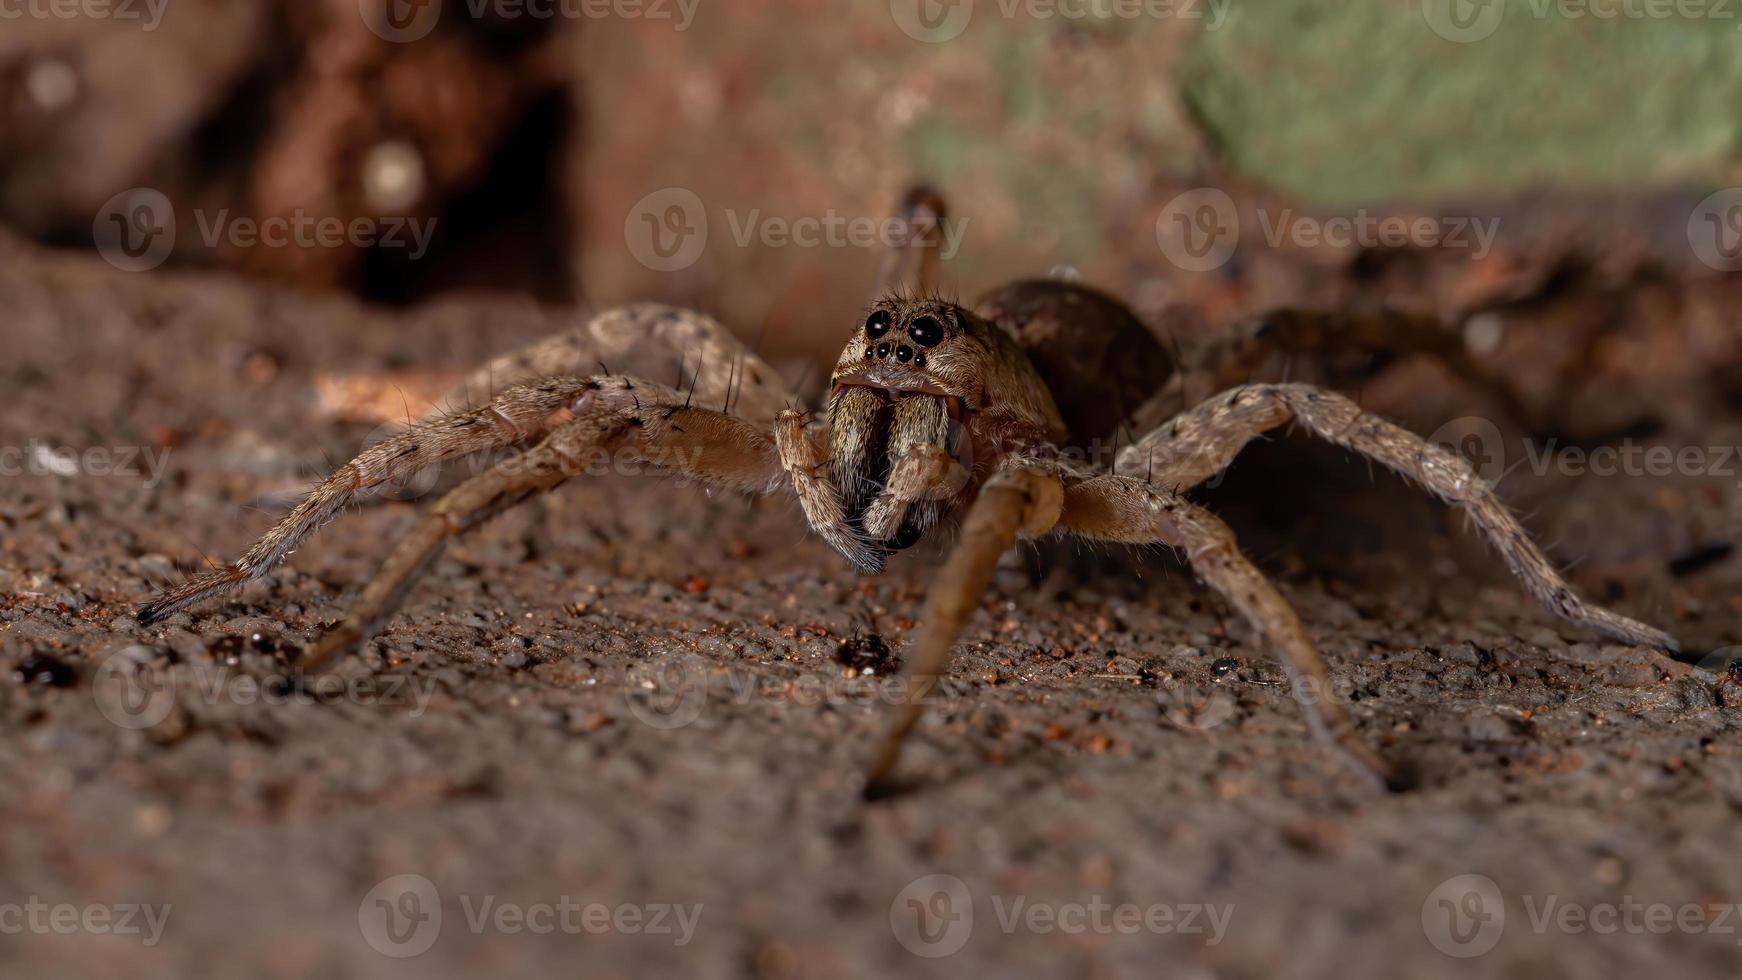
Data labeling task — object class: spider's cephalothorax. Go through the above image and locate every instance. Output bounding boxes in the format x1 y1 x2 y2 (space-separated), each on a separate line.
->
138 187 1678 799
823 295 1065 569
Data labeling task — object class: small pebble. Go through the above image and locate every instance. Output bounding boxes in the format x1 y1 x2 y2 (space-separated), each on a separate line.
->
836 634 896 675
14 653 77 688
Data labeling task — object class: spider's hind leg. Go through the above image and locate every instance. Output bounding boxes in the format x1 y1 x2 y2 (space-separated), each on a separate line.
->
1187 308 1534 428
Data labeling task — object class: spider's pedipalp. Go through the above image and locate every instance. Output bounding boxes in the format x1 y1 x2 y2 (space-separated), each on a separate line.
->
1114 382 1677 652
776 409 884 574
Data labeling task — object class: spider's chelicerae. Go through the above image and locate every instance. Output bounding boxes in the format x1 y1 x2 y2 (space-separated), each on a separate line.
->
140 188 1676 795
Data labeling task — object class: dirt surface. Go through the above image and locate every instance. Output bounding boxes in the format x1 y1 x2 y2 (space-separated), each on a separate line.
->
2 232 1742 980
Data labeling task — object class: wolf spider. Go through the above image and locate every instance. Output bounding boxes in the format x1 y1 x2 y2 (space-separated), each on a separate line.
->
139 188 1676 795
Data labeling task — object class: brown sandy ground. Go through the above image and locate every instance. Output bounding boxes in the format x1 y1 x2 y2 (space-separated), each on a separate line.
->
1 236 1740 979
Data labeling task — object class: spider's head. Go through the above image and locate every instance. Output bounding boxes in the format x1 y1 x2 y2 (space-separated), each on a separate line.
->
819 295 1063 570
818 297 984 567
829 296 981 410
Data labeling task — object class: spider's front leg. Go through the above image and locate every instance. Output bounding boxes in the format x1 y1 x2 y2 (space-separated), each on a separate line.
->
1115 382 1677 651
137 376 601 624
1057 477 1395 787
865 460 1063 798
863 458 1396 796
141 301 799 629
292 376 787 673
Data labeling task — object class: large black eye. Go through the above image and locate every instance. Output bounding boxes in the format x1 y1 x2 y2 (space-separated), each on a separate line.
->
907 315 945 348
865 310 892 339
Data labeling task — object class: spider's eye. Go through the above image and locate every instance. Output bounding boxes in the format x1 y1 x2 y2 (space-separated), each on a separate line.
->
907 315 945 348
865 310 892 340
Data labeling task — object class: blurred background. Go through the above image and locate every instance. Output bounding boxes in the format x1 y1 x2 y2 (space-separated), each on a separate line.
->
5 0 1740 397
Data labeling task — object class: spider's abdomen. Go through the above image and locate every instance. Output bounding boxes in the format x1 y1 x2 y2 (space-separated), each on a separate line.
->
977 280 1174 447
